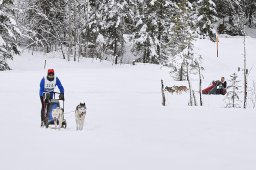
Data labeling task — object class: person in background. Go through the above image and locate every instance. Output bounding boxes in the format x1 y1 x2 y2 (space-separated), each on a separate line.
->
216 77 227 95
39 69 64 126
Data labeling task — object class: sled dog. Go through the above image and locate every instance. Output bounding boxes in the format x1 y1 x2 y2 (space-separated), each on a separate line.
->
75 103 87 131
52 107 64 129
173 85 189 94
165 86 175 94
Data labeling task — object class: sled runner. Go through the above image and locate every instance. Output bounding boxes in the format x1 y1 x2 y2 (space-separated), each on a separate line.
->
43 91 67 128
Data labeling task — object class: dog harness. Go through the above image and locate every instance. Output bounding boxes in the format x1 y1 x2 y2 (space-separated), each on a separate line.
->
44 77 57 92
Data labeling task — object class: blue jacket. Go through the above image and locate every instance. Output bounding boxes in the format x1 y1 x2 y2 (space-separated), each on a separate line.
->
39 77 64 96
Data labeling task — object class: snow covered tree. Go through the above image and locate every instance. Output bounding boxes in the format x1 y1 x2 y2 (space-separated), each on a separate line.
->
168 0 201 81
133 0 174 64
25 0 66 53
225 73 242 108
98 0 134 64
197 0 217 38
243 0 256 27
10 0 255 66
79 0 101 60
0 0 20 71
215 0 251 35
169 1 191 56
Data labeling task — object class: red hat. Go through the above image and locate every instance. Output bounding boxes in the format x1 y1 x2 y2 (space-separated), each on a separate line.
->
47 69 55 75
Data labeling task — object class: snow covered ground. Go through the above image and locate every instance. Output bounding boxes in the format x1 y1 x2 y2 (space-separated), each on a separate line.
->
0 37 256 170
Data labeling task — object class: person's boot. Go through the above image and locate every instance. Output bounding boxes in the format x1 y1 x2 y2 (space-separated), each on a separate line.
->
41 121 44 127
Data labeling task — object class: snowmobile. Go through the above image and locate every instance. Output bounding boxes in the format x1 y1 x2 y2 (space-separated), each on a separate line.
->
42 91 67 128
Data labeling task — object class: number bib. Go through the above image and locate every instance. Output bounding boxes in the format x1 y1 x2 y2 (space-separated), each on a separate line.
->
44 77 56 92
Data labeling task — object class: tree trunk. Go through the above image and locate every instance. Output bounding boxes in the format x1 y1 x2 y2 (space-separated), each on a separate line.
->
192 90 198 106
161 80 166 106
186 61 193 106
32 46 34 55
78 3 82 62
198 62 203 106
84 0 90 59
243 26 248 109
46 44 50 53
179 64 183 81
68 0 72 61
114 36 118 64
60 42 66 59
73 1 77 62
233 84 235 108
44 60 47 69
143 48 146 63
157 2 162 61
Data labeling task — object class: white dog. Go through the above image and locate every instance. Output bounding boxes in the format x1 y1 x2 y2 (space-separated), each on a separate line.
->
75 103 87 131
52 107 64 129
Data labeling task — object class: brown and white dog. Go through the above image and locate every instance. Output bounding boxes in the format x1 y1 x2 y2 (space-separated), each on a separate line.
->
165 85 189 94
173 85 189 94
75 103 87 131
165 86 176 94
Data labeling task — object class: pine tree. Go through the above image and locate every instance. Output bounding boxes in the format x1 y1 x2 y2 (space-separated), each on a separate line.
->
11 0 255 65
80 0 101 59
225 73 242 108
215 0 249 35
0 0 20 71
169 0 200 81
197 0 217 38
133 0 174 64
169 0 194 56
98 0 134 64
243 0 256 27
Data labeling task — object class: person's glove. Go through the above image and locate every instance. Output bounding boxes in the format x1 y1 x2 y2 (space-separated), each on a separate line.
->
59 93 64 100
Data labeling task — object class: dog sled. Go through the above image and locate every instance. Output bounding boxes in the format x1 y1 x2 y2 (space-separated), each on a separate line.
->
42 92 67 128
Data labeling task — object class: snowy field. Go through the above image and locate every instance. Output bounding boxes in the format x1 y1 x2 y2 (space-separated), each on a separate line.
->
0 37 256 170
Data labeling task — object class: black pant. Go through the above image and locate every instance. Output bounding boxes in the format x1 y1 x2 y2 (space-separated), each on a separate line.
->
216 89 221 95
216 88 226 95
40 96 50 122
40 97 45 122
